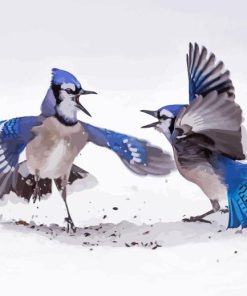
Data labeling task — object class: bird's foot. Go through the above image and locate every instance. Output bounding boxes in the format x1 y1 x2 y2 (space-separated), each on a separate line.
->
220 207 229 214
32 186 41 203
182 216 212 224
65 216 77 233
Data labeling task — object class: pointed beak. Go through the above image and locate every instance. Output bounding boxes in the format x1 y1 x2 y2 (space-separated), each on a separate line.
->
141 122 160 128
140 109 159 128
80 89 98 95
74 88 97 117
75 95 92 117
140 109 158 118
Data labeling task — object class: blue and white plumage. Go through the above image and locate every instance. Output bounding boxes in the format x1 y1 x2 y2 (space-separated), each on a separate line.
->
0 68 173 231
141 43 247 228
213 155 247 228
51 68 81 89
82 122 147 165
187 43 235 102
0 117 41 174
81 122 172 175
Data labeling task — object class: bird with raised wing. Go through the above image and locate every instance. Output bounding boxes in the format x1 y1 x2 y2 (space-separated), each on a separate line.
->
141 43 247 228
0 68 174 232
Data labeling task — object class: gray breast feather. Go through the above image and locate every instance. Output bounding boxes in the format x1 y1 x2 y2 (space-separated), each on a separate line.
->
173 133 214 169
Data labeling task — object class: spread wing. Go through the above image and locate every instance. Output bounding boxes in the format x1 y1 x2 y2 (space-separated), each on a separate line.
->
187 42 235 102
0 116 42 174
0 117 98 200
174 91 244 160
81 122 175 176
0 116 43 197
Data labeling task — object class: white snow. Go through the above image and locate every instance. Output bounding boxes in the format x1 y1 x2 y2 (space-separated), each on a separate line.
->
0 214 247 296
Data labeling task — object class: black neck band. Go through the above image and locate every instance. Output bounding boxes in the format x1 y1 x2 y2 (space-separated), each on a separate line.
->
55 112 77 126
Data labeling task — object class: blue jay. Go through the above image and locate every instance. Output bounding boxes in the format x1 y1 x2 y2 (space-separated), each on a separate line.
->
141 43 247 228
0 68 173 232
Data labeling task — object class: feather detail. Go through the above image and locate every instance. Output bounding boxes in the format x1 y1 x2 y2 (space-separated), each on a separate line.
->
187 43 235 102
81 121 175 176
175 91 244 160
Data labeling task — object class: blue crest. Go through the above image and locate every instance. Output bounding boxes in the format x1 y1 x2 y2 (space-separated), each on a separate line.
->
51 68 81 89
159 104 187 117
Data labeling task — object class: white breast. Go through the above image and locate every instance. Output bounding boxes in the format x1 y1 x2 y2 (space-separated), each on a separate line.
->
41 140 69 178
156 119 172 142
26 117 88 179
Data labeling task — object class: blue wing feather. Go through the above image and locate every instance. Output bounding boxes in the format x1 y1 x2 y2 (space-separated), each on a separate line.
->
187 43 235 102
81 121 174 176
0 116 42 174
81 121 147 164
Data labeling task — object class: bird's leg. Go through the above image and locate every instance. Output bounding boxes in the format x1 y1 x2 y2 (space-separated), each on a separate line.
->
33 169 41 203
182 200 220 224
182 210 214 224
61 176 76 233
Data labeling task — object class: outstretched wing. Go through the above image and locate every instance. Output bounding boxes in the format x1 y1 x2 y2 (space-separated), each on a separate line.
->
0 116 42 174
81 122 175 176
174 91 244 160
187 42 235 102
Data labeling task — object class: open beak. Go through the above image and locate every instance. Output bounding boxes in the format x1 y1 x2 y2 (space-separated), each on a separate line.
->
75 89 97 117
141 122 160 128
140 109 159 128
140 110 158 118
80 89 98 95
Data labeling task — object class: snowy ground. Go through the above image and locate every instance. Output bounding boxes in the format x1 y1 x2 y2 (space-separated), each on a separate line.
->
1 210 247 296
1 167 247 296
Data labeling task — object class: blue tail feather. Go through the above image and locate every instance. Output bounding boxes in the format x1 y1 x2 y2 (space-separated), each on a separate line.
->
216 156 247 228
228 181 247 228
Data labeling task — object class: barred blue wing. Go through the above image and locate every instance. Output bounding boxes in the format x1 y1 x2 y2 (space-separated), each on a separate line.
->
0 116 42 174
81 122 175 176
187 43 235 102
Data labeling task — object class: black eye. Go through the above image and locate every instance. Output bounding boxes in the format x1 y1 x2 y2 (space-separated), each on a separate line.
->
65 88 73 94
158 112 167 120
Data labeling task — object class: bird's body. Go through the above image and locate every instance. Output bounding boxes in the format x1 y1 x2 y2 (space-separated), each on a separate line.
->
142 43 247 228
0 68 174 232
160 107 229 212
173 145 227 206
26 117 87 179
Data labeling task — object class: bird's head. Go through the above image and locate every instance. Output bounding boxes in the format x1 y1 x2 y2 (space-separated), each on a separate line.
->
50 68 97 125
141 104 185 139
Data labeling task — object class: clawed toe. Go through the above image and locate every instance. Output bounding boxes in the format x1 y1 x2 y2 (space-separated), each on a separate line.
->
182 216 212 224
220 208 229 214
65 217 77 233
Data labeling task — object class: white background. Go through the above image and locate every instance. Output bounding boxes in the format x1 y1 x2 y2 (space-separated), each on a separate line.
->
0 1 247 295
